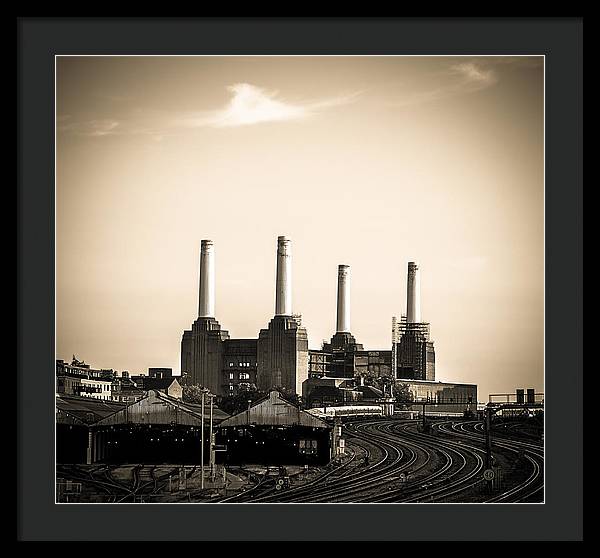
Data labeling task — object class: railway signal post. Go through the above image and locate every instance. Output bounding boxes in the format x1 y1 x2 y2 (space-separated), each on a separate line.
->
485 406 493 469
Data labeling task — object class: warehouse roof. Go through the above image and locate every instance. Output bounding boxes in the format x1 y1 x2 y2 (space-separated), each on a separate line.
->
56 395 125 425
93 390 229 427
219 390 330 429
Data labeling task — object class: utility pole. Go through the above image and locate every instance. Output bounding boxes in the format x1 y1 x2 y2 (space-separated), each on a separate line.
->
201 390 205 489
485 406 493 469
391 316 397 398
209 394 215 482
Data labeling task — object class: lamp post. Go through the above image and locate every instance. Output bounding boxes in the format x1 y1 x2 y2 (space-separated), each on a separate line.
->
200 387 210 490
209 393 215 482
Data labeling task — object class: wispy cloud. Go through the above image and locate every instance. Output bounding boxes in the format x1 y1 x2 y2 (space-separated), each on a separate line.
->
57 115 164 141
394 61 499 108
58 83 361 139
449 62 498 89
58 117 121 137
178 83 361 128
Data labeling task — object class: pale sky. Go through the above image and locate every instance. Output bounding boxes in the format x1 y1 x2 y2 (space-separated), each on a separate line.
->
56 56 544 401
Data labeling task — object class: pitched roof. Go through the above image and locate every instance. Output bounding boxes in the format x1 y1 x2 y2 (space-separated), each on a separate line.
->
219 390 330 429
56 395 124 425
93 390 229 427
141 377 180 390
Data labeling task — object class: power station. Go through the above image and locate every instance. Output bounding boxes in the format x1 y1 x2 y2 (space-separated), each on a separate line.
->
181 236 308 397
180 236 474 406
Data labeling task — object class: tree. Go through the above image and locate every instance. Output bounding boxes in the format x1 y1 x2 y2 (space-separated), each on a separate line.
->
182 384 206 405
355 369 380 387
273 386 303 408
375 373 395 394
393 381 414 409
217 385 264 416
217 385 304 415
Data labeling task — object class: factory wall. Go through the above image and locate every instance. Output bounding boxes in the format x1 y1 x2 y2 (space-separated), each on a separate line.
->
257 316 309 393
403 380 477 413
180 317 230 395
222 339 258 394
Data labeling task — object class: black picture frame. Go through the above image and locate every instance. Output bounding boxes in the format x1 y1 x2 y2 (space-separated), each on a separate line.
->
17 17 583 542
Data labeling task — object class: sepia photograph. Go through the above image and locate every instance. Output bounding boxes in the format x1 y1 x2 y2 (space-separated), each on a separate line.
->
52 54 547 505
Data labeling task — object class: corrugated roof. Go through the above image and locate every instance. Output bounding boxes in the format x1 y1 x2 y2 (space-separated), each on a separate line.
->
93 390 229 427
56 395 125 425
219 390 330 429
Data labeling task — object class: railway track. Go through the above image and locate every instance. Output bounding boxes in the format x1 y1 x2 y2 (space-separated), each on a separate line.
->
57 464 186 502
360 420 485 503
231 417 542 503
56 417 543 504
442 420 544 503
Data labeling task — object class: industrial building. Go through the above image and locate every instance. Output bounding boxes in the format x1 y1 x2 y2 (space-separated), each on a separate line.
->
56 390 229 464
56 359 182 403
302 260 476 411
179 238 476 408
216 390 332 465
181 237 308 397
56 358 115 401
307 262 434 382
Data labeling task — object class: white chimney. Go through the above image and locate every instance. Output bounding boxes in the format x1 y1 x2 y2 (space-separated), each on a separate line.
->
198 240 215 318
336 265 351 333
275 236 292 316
406 261 421 323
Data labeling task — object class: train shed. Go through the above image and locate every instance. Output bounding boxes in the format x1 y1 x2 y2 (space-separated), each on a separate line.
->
216 390 332 465
56 395 126 463
57 390 229 465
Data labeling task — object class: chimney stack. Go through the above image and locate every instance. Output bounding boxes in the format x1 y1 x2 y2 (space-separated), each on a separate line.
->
336 265 351 333
406 261 421 323
275 236 292 316
198 240 215 318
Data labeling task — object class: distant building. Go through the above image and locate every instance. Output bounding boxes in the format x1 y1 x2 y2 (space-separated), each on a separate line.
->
305 266 435 383
402 379 477 413
178 241 476 406
148 367 172 379
56 358 114 401
181 238 308 397
142 377 183 400
394 318 436 381
110 377 145 403
222 339 258 394
302 376 477 413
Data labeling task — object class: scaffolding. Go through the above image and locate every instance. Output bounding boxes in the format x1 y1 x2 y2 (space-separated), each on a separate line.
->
395 316 434 381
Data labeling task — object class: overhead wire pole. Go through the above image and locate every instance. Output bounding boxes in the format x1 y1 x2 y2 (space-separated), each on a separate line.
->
209 393 215 482
391 316 398 398
201 390 205 490
485 406 493 469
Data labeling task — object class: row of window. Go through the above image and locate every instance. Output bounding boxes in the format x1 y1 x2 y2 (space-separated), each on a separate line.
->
228 382 252 392
228 372 252 380
80 393 111 401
